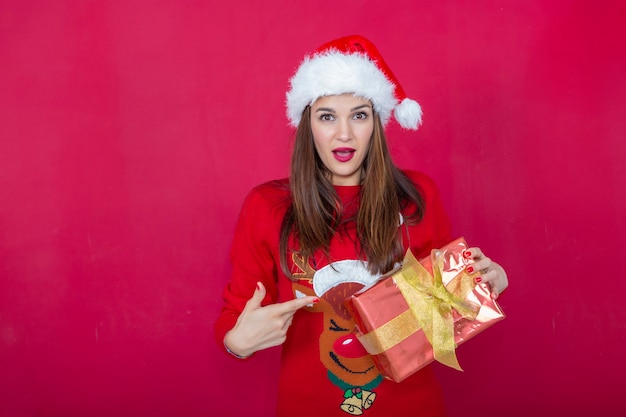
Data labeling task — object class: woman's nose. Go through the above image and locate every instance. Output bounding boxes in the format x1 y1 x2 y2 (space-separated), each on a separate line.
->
336 119 352 141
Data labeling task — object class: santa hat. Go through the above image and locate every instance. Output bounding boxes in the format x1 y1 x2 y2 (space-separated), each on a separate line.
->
286 35 422 130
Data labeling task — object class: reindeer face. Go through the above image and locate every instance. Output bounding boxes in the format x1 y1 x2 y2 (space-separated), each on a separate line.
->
292 257 383 388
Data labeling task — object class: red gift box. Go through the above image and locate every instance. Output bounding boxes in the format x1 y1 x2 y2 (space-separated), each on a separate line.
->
346 237 505 382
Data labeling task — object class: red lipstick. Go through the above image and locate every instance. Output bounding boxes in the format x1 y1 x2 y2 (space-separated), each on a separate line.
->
332 147 355 162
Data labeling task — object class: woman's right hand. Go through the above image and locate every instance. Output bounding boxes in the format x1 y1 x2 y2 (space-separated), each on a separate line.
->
223 281 319 358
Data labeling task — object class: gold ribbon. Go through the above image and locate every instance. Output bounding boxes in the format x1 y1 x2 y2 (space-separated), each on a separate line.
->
358 248 480 371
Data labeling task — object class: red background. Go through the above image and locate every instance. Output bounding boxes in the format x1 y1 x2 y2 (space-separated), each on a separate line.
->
1 1 625 416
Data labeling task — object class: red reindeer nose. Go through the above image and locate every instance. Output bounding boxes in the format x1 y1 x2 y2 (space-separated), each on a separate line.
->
333 333 369 358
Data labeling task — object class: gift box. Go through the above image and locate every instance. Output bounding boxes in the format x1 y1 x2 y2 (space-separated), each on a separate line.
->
346 237 505 382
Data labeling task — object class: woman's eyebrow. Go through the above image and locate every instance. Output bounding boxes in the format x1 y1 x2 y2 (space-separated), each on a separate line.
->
315 104 371 113
351 104 371 111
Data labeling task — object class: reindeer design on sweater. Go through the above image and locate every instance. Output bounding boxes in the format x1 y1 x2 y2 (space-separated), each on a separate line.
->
292 254 384 416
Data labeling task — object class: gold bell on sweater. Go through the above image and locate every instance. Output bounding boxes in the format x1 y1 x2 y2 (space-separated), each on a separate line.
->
361 390 376 410
340 395 363 416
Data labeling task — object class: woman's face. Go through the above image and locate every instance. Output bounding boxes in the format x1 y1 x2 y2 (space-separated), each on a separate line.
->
310 94 374 186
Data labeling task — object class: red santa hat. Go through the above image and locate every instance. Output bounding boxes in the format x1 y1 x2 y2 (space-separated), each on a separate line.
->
286 35 422 130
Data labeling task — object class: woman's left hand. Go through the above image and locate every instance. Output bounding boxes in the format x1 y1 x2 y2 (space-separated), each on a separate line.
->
463 247 509 299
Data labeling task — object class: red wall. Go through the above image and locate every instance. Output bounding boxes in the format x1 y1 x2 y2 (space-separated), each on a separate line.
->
1 1 625 416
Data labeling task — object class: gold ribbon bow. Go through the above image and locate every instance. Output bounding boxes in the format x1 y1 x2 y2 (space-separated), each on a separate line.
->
358 248 480 371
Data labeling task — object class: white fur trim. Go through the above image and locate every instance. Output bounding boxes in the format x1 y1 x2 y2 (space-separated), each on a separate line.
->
394 98 422 130
286 51 397 128
312 260 382 297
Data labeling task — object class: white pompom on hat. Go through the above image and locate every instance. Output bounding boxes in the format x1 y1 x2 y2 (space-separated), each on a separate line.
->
286 35 422 130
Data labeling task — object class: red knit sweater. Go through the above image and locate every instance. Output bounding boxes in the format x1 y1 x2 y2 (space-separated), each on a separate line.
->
215 170 453 417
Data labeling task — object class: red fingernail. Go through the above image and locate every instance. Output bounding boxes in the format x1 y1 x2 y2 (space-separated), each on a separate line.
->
475 277 482 283
313 297 320 303
466 266 474 273
491 292 499 299
256 282 262 291
464 250 472 259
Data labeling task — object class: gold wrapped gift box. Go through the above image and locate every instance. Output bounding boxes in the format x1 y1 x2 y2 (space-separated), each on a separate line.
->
346 237 506 382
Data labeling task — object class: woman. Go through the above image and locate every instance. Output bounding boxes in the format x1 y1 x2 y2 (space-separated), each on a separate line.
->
215 35 508 416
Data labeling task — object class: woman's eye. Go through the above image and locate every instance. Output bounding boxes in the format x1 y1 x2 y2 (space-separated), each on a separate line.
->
319 113 334 121
353 112 368 120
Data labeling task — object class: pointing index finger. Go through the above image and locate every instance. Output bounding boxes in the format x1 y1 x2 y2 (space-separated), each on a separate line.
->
277 296 319 315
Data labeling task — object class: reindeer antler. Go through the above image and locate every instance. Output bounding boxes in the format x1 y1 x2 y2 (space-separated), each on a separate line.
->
292 253 315 282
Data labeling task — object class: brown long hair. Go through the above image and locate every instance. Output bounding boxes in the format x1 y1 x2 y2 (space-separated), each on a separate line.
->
279 105 424 277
